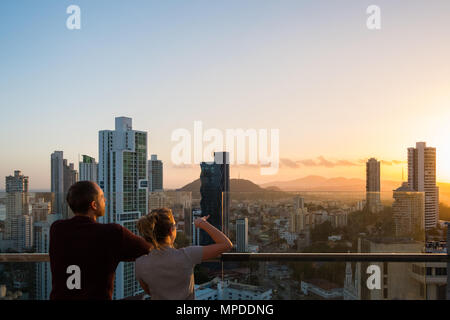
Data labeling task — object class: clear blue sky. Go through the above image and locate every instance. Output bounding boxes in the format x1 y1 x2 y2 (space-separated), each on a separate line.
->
1 1 450 189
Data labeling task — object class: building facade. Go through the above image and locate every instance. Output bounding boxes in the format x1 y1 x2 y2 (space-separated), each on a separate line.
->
34 213 61 300
195 277 272 300
4 170 32 252
148 154 163 192
51 151 78 219
407 142 439 230
366 158 382 213
290 196 308 233
200 152 230 245
236 218 248 252
79 154 98 182
392 182 425 238
98 117 148 299
192 208 202 246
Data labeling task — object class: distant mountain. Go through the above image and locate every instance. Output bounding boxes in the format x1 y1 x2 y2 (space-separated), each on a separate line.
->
179 178 267 193
261 175 402 192
260 175 450 205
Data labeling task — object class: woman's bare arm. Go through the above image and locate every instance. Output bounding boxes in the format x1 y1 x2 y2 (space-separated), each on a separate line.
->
138 279 151 296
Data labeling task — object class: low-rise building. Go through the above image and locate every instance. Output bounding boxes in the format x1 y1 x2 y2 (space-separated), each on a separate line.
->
195 277 272 300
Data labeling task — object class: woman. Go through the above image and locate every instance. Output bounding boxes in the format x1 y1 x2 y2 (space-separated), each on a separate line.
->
135 208 233 300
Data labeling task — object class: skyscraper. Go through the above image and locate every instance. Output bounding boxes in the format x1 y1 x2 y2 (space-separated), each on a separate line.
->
236 218 248 252
200 152 230 245
98 117 148 299
79 155 98 182
148 154 163 192
34 213 61 300
51 151 78 219
31 198 51 222
366 158 382 213
4 170 32 252
407 142 439 230
192 208 202 246
392 182 425 238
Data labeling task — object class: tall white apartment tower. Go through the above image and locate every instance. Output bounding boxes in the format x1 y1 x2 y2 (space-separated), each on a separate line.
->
236 218 249 252
5 170 32 252
407 142 439 230
98 117 148 300
34 213 62 300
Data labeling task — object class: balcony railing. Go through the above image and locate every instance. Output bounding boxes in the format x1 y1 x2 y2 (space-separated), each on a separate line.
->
1 253 449 263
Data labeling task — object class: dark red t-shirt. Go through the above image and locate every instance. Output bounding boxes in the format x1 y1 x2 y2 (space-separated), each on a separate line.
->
49 215 151 300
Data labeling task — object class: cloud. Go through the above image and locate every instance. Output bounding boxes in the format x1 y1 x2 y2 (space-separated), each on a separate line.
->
335 159 358 166
284 156 359 168
280 158 300 168
380 160 406 166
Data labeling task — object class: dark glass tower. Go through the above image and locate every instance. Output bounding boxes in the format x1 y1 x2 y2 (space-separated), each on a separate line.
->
200 152 230 245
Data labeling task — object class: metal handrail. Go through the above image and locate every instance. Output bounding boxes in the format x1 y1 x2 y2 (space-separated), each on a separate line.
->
221 252 450 262
0 252 448 263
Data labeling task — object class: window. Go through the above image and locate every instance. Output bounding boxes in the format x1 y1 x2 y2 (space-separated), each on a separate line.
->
435 268 447 276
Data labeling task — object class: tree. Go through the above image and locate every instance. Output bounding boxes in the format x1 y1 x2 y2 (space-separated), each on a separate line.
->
311 221 333 242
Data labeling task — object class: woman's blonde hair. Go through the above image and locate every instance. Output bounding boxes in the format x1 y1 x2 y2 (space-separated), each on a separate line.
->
137 208 175 250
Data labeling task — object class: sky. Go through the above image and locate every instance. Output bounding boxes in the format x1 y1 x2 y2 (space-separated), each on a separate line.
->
1 0 450 190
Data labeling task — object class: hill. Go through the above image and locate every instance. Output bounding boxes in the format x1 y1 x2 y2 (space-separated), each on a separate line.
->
179 178 266 193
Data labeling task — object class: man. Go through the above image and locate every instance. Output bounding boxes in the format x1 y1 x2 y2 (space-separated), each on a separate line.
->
49 181 151 300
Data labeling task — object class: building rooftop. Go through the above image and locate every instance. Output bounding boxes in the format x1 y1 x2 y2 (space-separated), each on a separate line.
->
304 279 341 291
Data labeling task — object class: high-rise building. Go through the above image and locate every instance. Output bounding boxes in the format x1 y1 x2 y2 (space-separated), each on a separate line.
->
148 191 167 211
407 142 439 230
236 218 248 252
192 209 202 246
290 196 308 233
79 155 98 182
366 158 382 213
392 182 425 238
148 154 163 192
51 151 78 219
200 152 230 245
98 116 148 300
34 213 61 300
31 199 51 223
4 170 32 252
360 239 425 300
6 170 29 193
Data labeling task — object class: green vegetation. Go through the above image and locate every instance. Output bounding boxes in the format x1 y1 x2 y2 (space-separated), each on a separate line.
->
341 206 395 242
310 221 333 242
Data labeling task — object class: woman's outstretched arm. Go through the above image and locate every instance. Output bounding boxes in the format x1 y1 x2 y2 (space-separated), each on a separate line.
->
194 215 233 261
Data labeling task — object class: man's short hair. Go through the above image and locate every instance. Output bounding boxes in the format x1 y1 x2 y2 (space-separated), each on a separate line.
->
66 181 99 214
